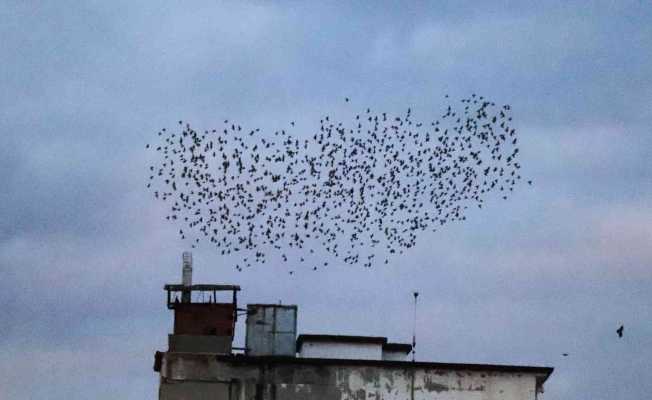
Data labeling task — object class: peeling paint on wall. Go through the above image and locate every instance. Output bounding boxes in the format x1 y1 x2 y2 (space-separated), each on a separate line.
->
159 354 547 400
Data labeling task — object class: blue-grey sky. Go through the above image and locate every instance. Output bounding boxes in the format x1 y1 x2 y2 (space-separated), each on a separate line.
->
1 1 651 399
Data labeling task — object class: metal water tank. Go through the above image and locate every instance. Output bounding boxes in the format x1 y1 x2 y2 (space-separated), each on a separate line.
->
245 304 297 356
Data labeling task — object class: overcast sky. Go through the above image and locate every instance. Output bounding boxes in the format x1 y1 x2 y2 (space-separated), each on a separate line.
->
1 1 651 399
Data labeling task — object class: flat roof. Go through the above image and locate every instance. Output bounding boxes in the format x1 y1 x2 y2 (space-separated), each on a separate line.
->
215 354 554 384
297 334 387 351
164 284 241 291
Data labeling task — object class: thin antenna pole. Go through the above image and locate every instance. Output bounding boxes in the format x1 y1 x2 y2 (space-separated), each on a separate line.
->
412 291 419 362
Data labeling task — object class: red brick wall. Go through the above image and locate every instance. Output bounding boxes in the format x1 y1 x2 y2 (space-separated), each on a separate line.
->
173 303 235 336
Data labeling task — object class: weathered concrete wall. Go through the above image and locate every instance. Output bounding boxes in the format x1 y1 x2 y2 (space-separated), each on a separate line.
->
159 380 231 400
159 354 546 400
300 342 383 360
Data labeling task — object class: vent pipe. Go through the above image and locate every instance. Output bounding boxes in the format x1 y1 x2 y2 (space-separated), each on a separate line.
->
181 252 192 303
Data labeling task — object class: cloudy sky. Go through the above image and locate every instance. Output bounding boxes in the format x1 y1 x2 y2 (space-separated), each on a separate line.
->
1 1 651 398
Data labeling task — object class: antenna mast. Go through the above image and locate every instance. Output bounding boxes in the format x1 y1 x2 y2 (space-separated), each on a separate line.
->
412 291 419 362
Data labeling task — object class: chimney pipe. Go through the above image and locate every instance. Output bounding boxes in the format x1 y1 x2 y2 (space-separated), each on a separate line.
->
181 252 192 303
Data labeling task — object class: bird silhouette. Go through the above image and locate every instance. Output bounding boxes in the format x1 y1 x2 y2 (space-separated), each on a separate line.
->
617 325 624 338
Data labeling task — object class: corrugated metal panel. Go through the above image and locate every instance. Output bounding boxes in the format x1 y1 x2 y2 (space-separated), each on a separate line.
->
245 304 297 356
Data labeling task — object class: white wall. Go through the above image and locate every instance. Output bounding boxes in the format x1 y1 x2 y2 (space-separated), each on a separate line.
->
299 341 382 360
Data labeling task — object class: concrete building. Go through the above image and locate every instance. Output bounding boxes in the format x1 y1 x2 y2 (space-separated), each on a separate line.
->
154 256 553 399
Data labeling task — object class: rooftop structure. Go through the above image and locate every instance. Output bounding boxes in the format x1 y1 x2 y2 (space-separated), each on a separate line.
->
159 254 240 355
297 334 398 360
154 254 553 400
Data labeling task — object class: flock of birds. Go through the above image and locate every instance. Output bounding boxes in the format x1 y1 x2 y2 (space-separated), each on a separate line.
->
146 95 529 272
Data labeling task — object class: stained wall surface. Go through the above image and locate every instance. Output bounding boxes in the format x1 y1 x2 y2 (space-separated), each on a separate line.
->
159 354 548 400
